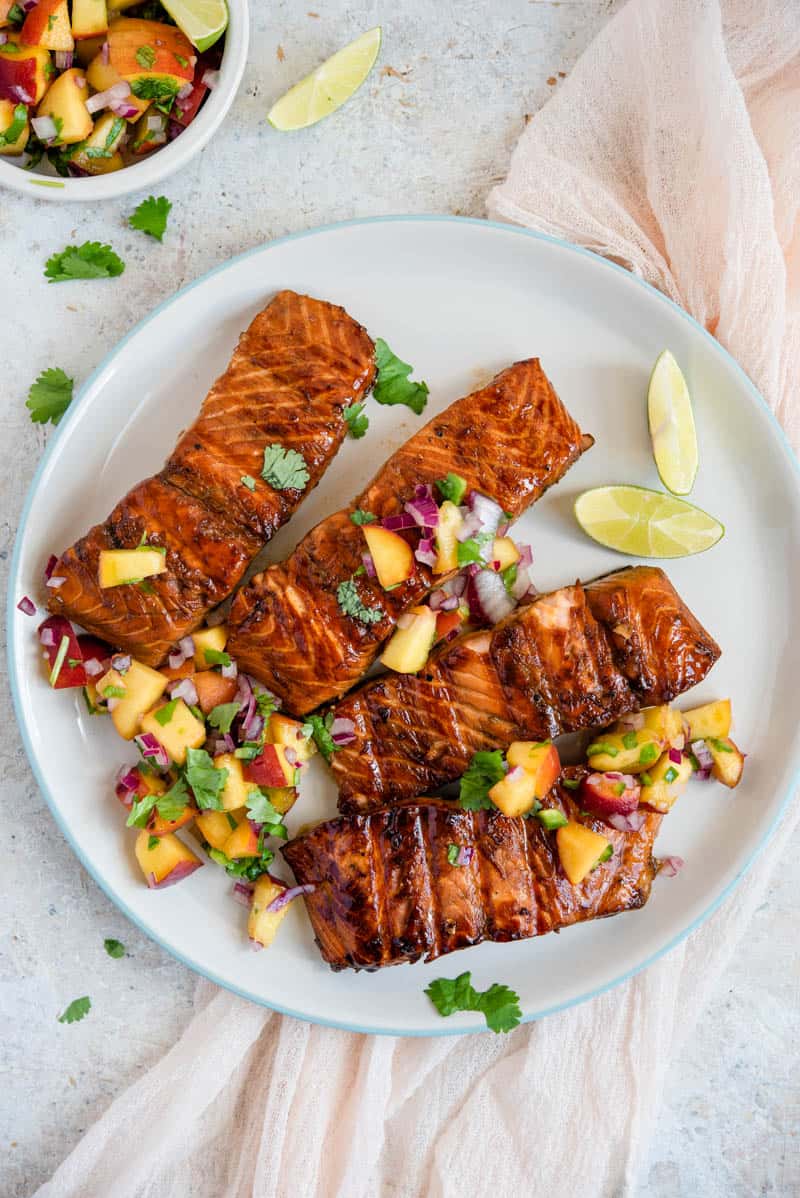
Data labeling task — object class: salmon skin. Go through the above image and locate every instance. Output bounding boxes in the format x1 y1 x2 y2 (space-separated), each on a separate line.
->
46 291 376 665
227 358 592 715
330 566 721 812
282 771 662 971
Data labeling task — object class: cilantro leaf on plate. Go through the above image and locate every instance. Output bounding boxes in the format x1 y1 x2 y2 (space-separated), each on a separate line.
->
336 577 383 626
458 749 506 811
424 971 521 1033
103 938 125 959
301 712 335 763
261 443 310 492
373 338 429 415
343 401 369 439
26 366 74 425
129 194 172 242
185 747 228 811
44 241 125 283
58 995 91 1024
207 702 240 735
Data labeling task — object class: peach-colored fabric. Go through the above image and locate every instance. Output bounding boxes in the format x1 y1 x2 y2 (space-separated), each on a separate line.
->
34 3 800 1196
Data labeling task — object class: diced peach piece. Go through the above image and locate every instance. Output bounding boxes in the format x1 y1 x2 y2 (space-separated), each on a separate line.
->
21 0 73 52
267 787 298 816
362 524 414 589
639 704 684 748
0 0 12 27
433 500 463 574
160 658 196 681
213 753 259 812
0 38 52 105
435 608 463 642
108 16 193 91
100 659 167 740
222 819 260 860
75 33 105 65
70 108 125 174
195 807 241 850
491 537 520 571
134 830 202 888
147 799 197 837
506 740 561 798
268 713 317 762
706 736 744 789
381 606 437 673
98 547 166 588
86 51 149 120
489 765 539 818
0 98 28 155
683 699 732 743
140 699 206 766
243 744 295 789
579 772 641 818
37 67 92 143
586 727 663 774
639 752 693 813
71 0 108 40
192 624 228 669
556 822 612 885
193 669 238 714
248 875 292 948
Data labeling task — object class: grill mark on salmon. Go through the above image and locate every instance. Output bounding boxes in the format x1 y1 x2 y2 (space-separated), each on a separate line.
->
330 566 720 812
227 359 592 714
282 772 662 971
46 291 376 665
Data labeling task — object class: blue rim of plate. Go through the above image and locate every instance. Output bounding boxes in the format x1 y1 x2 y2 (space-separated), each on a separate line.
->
7 215 800 1037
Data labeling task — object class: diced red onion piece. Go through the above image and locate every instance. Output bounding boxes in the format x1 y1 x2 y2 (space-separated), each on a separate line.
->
242 712 264 743
85 81 130 114
84 658 104 677
505 765 524 784
265 882 315 914
45 575 66 589
221 659 238 680
608 810 648 833
361 552 376 579
443 573 467 598
201 68 220 89
134 733 169 770
284 747 298 766
179 635 195 657
55 50 73 69
468 568 516 625
381 512 416 531
440 595 459 612
404 489 439 529
330 717 356 747
146 113 164 132
428 589 447 612
604 772 623 780
11 85 33 103
177 80 194 100
249 937 264 952
110 101 140 118
516 543 533 571
111 653 131 673
32 115 58 142
456 845 474 867
107 698 120 712
668 747 683 765
414 537 437 568
22 0 38 12
616 711 645 732
170 677 199 707
659 855 685 878
456 510 483 542
466 491 504 536
17 595 36 616
691 739 713 771
168 651 184 670
0 33 8 46
232 881 254 907
74 74 85 88
695 766 712 781
39 627 56 648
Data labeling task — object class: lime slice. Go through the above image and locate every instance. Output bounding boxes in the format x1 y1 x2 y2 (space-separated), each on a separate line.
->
160 0 228 52
574 485 724 558
268 26 381 131
647 350 698 495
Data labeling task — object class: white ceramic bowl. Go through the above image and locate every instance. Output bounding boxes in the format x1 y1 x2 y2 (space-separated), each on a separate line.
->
0 0 248 202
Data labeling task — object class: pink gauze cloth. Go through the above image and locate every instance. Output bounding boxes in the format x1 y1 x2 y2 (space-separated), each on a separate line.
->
33 2 800 1197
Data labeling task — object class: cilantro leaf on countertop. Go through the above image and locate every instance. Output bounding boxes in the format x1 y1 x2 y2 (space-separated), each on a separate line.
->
458 750 506 811
425 971 521 1033
44 241 125 283
336 577 383 626
373 338 429 415
129 194 172 242
343 401 369 439
207 702 240 735
261 443 310 492
103 938 125 958
58 995 91 1024
26 366 74 425
185 747 228 811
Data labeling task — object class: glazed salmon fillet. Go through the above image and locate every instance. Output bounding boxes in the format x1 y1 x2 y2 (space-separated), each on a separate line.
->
227 359 592 714
330 566 720 812
282 772 662 971
46 291 376 665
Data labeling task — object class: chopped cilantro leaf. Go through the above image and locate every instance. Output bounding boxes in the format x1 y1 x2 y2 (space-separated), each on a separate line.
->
58 996 91 1024
136 44 156 68
303 713 335 762
457 538 484 567
261 443 310 491
129 194 172 242
204 647 231 667
185 747 227 810
208 846 274 882
336 577 383 625
154 699 178 725
240 474 256 491
343 401 369 439
7 3 24 21
127 774 189 828
245 790 286 835
459 750 506 811
424 971 521 1033
596 844 614 865
208 702 240 735
103 938 125 958
373 338 429 414
26 366 74 426
0 102 27 148
45 241 125 283
435 472 467 505
349 508 376 525
148 834 160 850
501 562 517 594
131 76 180 101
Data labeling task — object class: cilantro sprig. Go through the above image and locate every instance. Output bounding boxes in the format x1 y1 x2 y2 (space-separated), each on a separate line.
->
58 996 91 1024
208 702 240 735
44 241 125 283
261 443 310 492
129 194 172 242
458 750 506 811
343 401 369 439
26 366 74 425
373 338 429 415
349 509 376 525
185 747 228 810
425 972 521 1034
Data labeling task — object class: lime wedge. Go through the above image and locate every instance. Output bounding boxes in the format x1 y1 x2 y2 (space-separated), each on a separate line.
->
159 0 228 52
647 350 698 495
574 485 724 558
268 26 381 131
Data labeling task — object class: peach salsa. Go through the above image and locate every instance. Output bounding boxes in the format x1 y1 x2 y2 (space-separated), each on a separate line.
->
0 0 225 177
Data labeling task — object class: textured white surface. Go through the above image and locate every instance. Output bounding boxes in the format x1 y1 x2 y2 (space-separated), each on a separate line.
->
1 2 797 1195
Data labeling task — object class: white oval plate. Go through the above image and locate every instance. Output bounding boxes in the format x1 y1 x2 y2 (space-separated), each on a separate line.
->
8 217 800 1036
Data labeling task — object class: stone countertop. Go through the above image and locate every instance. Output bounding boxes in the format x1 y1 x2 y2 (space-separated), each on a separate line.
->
1 2 797 1195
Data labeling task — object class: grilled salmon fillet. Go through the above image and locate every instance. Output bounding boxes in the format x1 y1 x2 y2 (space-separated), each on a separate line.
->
331 566 720 812
46 291 375 665
227 359 592 714
282 772 663 971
